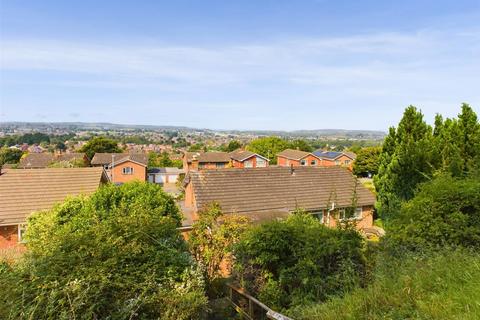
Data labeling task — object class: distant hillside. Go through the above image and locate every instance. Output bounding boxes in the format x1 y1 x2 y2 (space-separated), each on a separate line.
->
0 122 386 140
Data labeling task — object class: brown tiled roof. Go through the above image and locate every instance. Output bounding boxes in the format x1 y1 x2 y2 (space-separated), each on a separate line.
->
185 152 231 163
276 149 313 160
0 167 108 226
91 153 147 166
188 166 375 216
18 153 86 168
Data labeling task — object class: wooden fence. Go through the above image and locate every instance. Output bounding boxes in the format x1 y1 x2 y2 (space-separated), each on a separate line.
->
226 284 293 320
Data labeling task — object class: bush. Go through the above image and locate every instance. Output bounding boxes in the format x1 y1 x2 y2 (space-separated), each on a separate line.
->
233 213 366 310
385 175 480 250
290 248 480 320
0 182 207 319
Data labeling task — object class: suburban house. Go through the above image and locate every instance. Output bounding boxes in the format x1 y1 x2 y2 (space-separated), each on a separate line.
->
18 152 89 168
148 167 185 184
276 149 322 167
184 166 376 231
183 150 269 172
313 150 356 169
229 150 269 168
0 167 109 249
91 153 148 184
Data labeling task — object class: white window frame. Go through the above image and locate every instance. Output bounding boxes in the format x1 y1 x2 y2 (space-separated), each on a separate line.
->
18 224 26 243
335 160 341 165
300 159 307 166
311 211 324 223
339 207 363 221
310 159 317 165
122 167 134 175
344 160 351 165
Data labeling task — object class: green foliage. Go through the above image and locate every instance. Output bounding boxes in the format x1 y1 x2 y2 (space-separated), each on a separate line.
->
79 136 123 159
188 143 207 152
234 214 366 310
290 248 480 320
288 139 313 152
222 140 243 152
149 151 182 168
384 176 480 250
375 106 435 219
0 182 207 319
246 136 290 165
189 203 250 284
47 158 88 168
352 146 381 177
0 147 23 165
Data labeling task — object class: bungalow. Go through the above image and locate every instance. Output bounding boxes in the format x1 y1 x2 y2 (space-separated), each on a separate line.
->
183 166 376 231
313 150 356 169
0 167 109 248
276 149 322 167
19 152 89 168
183 150 269 172
91 153 148 184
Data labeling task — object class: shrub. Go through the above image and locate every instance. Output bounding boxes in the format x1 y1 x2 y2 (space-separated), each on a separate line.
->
0 182 207 319
385 175 480 250
233 213 366 310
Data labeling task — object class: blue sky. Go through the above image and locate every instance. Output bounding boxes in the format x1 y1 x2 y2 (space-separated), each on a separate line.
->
1 0 479 131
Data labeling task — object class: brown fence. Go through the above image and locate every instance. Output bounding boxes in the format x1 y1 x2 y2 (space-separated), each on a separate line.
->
226 284 293 320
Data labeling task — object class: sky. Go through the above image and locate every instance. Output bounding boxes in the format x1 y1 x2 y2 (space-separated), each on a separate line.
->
1 0 479 131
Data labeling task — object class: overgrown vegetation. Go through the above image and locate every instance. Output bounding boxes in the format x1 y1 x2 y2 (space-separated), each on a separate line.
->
79 136 123 159
0 182 207 319
233 212 366 310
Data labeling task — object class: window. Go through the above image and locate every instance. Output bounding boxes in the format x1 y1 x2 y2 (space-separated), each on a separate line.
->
339 207 363 220
335 160 341 165
300 159 307 166
244 160 253 168
344 160 351 165
311 211 324 223
216 163 225 168
18 224 26 243
310 159 317 165
256 158 267 167
122 167 134 175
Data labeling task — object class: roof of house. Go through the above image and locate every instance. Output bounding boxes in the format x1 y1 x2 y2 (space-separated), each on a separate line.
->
91 153 148 166
0 167 108 226
229 149 269 162
186 166 375 219
148 167 185 174
184 152 231 163
276 149 313 160
313 150 356 160
19 153 86 168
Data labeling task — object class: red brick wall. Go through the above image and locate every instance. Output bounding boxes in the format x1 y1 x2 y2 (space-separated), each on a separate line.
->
277 155 321 167
110 161 146 183
0 225 19 249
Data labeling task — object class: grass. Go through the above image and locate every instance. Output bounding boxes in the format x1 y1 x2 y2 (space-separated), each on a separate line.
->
288 248 480 320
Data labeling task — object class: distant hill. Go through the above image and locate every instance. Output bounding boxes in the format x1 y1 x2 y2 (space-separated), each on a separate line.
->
0 122 386 140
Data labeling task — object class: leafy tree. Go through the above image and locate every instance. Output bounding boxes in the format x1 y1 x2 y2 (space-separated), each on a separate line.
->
47 158 88 168
149 151 182 168
188 143 206 152
375 106 435 219
457 103 480 174
79 136 122 159
385 175 480 250
246 136 290 165
189 203 250 284
222 140 243 152
0 147 23 166
234 213 365 309
288 139 313 152
352 146 381 177
0 182 207 319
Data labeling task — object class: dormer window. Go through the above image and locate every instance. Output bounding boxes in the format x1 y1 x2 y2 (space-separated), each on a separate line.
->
122 167 134 175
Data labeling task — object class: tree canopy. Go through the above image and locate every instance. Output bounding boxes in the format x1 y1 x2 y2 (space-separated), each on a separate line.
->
0 147 23 166
352 146 382 177
246 137 290 165
0 182 206 319
79 136 123 159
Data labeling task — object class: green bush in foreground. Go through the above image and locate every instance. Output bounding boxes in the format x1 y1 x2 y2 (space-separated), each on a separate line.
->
290 248 480 320
0 182 207 320
233 213 366 310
